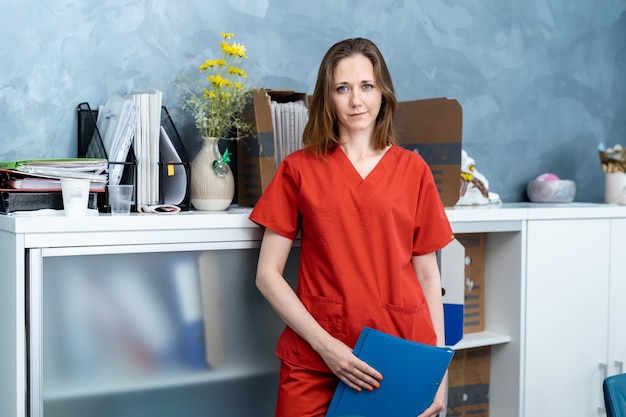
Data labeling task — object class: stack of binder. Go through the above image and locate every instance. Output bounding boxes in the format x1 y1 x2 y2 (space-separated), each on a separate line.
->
0 158 107 214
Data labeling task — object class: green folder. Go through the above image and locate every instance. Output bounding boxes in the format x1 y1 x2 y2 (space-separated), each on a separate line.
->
0 158 108 181
0 158 108 170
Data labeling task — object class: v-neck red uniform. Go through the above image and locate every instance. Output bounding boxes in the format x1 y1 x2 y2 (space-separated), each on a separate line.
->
249 145 453 372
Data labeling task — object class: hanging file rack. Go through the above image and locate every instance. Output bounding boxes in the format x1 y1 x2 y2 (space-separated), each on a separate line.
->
77 102 191 212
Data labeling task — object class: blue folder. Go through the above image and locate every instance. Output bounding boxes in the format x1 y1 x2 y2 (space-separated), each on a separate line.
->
326 327 454 417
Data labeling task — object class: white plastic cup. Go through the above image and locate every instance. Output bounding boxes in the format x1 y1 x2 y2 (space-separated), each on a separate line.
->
60 178 91 217
604 173 626 205
108 184 134 215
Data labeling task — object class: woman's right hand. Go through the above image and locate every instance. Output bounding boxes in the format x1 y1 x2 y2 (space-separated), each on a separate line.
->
316 336 383 392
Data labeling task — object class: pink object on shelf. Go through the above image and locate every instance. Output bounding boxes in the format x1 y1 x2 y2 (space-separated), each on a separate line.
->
534 173 560 181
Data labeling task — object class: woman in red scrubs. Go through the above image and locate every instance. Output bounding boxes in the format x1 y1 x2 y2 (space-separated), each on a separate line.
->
249 37 454 417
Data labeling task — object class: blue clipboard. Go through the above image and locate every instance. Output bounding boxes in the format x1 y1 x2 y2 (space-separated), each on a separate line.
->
326 327 454 417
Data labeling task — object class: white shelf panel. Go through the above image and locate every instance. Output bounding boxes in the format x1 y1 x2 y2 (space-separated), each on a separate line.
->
450 220 523 234
44 362 277 401
450 330 511 350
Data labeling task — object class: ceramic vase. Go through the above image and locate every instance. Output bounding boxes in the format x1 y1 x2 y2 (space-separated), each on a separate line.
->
190 136 235 211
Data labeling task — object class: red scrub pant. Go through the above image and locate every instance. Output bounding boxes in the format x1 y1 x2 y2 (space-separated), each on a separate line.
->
275 359 339 417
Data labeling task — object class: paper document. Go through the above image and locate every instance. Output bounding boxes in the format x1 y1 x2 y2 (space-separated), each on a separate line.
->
269 100 308 168
89 96 138 185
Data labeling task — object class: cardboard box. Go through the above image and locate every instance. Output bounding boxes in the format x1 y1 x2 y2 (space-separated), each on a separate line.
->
438 238 465 346
237 89 308 207
396 97 462 207
238 94 462 207
446 346 490 417
455 233 486 333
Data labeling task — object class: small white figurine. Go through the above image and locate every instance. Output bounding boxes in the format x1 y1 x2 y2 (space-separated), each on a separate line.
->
457 149 501 205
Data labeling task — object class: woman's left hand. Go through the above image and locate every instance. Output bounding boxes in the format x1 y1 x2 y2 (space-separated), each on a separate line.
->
416 375 446 417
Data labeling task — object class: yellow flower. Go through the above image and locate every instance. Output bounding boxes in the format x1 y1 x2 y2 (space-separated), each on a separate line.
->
228 66 247 78
220 41 248 58
199 59 226 71
220 41 230 54
230 43 248 58
179 32 255 139
208 74 232 88
202 89 216 100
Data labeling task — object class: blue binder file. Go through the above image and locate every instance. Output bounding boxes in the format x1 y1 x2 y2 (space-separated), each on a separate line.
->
326 327 454 417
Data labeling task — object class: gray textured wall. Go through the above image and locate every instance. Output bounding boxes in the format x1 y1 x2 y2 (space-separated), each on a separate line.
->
1 0 625 202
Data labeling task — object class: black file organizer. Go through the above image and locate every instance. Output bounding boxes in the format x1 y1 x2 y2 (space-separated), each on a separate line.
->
159 106 191 211
77 102 191 212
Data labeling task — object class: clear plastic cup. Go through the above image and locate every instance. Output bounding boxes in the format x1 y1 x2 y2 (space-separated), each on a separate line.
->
107 184 134 215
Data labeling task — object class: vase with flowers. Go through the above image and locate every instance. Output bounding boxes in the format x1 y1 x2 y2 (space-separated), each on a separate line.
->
179 32 253 210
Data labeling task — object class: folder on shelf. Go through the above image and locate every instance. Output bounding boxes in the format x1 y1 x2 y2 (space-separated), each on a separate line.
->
159 126 187 206
1 168 106 192
325 327 454 417
128 90 163 206
0 158 108 182
88 96 138 186
0 190 99 214
77 102 138 192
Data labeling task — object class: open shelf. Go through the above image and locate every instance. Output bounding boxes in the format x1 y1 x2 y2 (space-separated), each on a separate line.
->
451 330 511 350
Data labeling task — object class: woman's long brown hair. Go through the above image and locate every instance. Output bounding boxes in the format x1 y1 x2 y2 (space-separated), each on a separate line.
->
302 38 399 158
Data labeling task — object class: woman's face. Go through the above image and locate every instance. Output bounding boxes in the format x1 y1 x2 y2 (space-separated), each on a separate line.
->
331 53 382 137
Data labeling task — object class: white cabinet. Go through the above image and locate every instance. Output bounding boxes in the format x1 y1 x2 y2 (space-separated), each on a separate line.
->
608 219 626 378
0 211 299 417
1 204 625 417
524 214 626 417
0 229 25 417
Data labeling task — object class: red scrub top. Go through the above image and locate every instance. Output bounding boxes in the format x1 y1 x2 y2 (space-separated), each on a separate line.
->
249 145 454 372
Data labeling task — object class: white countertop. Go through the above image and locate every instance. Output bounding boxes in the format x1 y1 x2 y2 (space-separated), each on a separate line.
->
1 202 625 237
